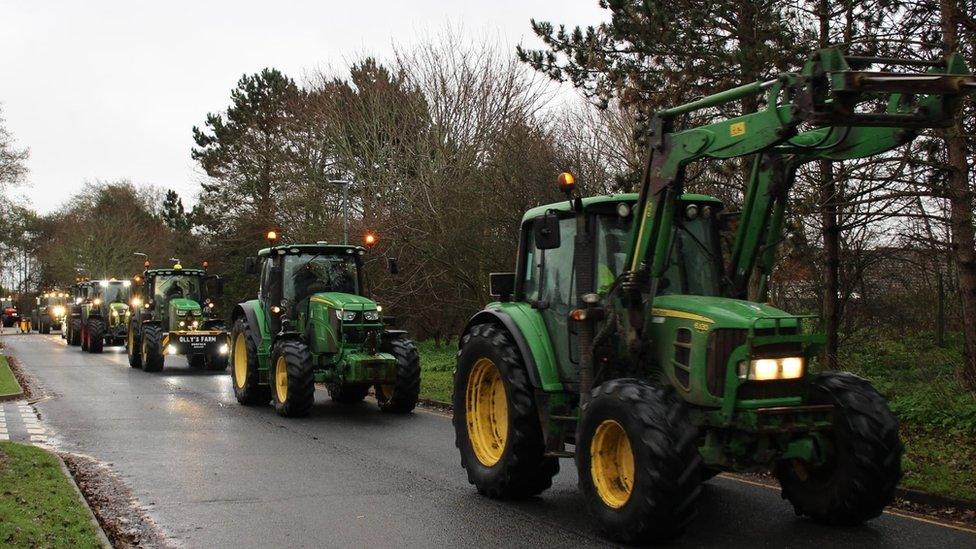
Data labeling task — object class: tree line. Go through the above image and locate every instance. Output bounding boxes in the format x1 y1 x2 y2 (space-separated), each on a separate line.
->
2 1 975 387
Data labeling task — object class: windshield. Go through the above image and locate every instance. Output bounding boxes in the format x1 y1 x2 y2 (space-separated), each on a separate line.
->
283 254 359 303
595 214 631 294
660 215 722 296
154 275 203 303
97 282 131 304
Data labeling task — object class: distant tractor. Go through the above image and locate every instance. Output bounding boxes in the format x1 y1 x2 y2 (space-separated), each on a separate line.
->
1 297 20 328
79 279 132 353
230 235 419 418
65 282 91 346
126 262 228 372
453 49 973 543
32 291 68 334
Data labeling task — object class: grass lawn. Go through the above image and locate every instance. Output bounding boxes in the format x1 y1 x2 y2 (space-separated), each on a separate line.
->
0 442 103 548
417 340 456 402
0 356 21 397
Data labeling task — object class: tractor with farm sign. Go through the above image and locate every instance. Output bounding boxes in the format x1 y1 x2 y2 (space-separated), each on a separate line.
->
230 233 420 418
452 48 975 543
126 261 229 372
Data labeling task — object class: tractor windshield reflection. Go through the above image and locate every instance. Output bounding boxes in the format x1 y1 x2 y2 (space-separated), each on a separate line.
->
284 254 359 303
154 275 203 304
99 282 131 304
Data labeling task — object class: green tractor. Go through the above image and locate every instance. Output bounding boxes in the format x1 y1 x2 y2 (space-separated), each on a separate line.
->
453 49 975 543
65 281 92 346
32 290 68 334
126 262 229 372
230 236 420 418
79 279 132 353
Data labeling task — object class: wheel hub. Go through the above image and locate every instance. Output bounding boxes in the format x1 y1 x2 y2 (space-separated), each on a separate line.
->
274 355 288 403
590 419 635 509
465 358 508 467
233 334 247 389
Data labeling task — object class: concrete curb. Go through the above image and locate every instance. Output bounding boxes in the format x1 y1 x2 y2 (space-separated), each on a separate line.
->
52 451 113 549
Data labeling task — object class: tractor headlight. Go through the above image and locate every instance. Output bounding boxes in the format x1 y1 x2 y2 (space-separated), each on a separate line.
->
53 306 65 317
363 310 380 322
112 310 119 317
93 298 102 306
191 320 199 329
738 357 805 381
131 297 142 308
335 310 357 322
166 344 178 355
218 343 229 355
179 321 186 327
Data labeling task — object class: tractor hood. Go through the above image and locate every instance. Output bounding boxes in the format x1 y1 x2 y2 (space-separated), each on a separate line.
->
169 297 203 315
651 295 800 330
109 302 129 315
309 292 377 311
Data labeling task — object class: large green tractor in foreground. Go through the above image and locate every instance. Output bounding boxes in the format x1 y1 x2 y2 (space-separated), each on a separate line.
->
126 263 229 372
453 49 975 543
79 279 132 353
32 290 68 334
231 238 420 418
65 282 92 346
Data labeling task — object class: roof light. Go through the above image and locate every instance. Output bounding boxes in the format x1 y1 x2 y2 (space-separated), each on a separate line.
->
267 230 278 242
557 172 576 194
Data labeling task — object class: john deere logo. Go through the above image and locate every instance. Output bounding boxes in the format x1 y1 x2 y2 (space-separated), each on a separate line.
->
730 121 746 137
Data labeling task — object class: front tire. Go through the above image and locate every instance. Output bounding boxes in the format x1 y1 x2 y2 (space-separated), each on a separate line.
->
231 318 271 405
271 339 315 417
578 380 702 544
127 321 142 368
141 324 164 372
375 337 421 413
453 323 558 499
86 317 105 353
68 318 81 346
775 371 902 525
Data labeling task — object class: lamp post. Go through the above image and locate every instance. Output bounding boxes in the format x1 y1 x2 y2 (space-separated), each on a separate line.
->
325 179 352 245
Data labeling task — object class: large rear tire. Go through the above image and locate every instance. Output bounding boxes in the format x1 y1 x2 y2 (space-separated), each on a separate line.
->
775 371 902 525
86 317 105 354
127 321 142 369
577 380 702 544
375 337 421 414
453 323 558 499
141 324 164 372
271 339 315 418
231 318 271 405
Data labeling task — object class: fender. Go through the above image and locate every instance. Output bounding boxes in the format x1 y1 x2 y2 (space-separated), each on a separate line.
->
233 301 269 355
461 307 561 391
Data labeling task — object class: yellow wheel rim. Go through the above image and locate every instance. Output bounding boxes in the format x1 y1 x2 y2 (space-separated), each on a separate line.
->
590 419 635 509
128 330 134 353
274 355 288 403
233 334 248 389
465 358 508 467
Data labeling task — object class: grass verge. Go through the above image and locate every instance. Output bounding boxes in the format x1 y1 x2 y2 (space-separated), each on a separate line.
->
0 356 22 397
0 442 103 548
417 340 455 402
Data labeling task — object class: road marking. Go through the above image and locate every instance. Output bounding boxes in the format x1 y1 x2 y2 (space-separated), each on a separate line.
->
718 473 976 534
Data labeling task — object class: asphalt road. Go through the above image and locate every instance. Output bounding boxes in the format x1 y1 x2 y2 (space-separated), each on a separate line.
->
3 332 974 548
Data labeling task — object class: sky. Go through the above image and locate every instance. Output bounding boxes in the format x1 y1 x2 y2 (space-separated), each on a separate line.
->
0 1 606 214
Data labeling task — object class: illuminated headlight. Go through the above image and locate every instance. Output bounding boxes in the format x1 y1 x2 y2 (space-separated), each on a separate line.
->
93 298 102 306
190 320 199 329
131 297 143 308
335 310 357 322
218 343 229 355
363 310 380 322
112 310 119 317
166 344 178 355
179 321 186 327
738 357 805 381
53 306 65 317
75 297 83 304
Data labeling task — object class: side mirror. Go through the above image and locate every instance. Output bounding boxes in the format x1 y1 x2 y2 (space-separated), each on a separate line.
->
244 256 258 275
387 257 399 275
489 272 516 300
533 211 561 250
215 277 225 297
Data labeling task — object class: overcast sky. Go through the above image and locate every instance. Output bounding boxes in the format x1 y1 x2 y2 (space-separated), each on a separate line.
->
1 1 605 213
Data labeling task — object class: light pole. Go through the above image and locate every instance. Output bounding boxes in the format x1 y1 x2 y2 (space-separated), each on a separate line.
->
326 179 352 245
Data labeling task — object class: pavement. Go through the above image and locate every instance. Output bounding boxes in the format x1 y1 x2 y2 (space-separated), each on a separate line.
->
1 331 974 548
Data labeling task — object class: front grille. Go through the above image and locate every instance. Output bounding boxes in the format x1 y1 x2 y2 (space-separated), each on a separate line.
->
707 329 747 397
738 379 804 400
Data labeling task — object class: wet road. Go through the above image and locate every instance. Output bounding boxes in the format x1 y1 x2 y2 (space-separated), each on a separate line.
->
3 332 974 548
